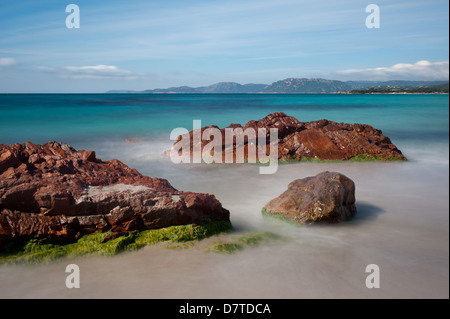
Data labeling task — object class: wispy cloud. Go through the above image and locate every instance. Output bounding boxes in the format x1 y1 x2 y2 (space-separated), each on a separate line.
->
62 65 138 80
34 64 139 80
0 57 16 66
335 60 449 81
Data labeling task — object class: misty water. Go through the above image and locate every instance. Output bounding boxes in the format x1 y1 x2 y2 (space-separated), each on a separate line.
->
1 141 448 298
0 94 448 298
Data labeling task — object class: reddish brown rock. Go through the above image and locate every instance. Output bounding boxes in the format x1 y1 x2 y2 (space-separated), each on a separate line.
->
0 141 230 246
0 150 21 174
82 150 96 162
170 112 405 162
263 171 357 224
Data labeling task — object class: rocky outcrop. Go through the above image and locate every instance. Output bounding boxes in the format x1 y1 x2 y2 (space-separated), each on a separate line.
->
170 112 405 162
263 171 357 224
0 141 230 246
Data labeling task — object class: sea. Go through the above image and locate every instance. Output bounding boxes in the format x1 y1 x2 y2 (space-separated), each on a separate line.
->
0 94 448 298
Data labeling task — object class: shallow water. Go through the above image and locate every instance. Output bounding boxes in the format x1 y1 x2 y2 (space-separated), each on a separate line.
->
0 143 448 299
0 94 448 298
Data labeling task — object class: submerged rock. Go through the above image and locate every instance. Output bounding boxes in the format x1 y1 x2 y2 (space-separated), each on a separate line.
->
263 171 357 224
0 141 230 246
170 112 406 162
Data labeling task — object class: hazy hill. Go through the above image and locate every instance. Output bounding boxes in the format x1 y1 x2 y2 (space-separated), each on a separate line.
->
106 79 448 94
143 86 199 93
136 82 267 94
198 82 267 93
261 78 351 93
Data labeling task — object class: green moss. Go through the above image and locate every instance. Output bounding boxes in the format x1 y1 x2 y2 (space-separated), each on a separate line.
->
261 207 299 226
237 231 282 246
207 230 284 254
348 153 406 161
278 155 301 163
215 152 406 165
0 220 232 264
300 154 406 162
210 242 242 254
277 153 407 163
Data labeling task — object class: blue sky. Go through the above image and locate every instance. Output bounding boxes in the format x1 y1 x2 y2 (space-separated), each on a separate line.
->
0 0 448 92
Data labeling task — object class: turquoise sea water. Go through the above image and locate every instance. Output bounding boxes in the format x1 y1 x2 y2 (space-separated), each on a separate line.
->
0 94 448 148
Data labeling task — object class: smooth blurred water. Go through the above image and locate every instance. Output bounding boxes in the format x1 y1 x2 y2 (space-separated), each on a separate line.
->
0 94 448 298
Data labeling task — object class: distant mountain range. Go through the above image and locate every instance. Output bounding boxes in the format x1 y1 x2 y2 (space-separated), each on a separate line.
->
108 82 267 94
261 78 351 93
107 78 449 94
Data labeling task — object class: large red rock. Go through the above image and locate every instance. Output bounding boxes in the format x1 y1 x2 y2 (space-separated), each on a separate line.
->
170 112 406 162
0 141 230 245
263 171 357 224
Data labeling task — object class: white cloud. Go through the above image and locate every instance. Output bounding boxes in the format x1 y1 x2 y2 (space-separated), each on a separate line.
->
336 60 449 81
62 65 138 80
0 57 16 66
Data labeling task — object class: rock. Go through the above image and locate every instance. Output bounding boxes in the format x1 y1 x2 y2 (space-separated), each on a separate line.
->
169 112 406 162
82 150 96 162
263 171 357 224
0 141 230 246
0 149 21 174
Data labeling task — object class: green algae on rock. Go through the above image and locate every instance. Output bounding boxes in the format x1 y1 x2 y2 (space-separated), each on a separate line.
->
0 141 230 246
0 220 232 264
207 231 284 254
